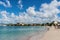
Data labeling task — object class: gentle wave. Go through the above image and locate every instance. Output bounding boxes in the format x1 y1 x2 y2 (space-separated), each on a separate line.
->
0 26 47 40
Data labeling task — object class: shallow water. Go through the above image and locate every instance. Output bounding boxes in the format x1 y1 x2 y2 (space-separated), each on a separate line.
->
0 26 47 40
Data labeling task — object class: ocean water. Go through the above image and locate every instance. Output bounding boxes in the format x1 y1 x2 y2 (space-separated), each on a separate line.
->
0 26 47 40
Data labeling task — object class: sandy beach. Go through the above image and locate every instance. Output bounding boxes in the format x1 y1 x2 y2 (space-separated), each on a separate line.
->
27 26 60 40
40 26 60 40
41 26 60 40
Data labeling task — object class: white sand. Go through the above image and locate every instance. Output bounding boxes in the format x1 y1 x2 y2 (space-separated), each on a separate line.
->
27 26 60 40
41 26 60 40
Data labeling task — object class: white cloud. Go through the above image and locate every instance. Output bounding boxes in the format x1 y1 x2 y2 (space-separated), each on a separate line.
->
0 11 17 24
18 0 23 9
26 6 36 16
0 0 11 7
0 0 60 24
25 0 60 23
40 0 60 22
0 11 10 24
0 11 8 19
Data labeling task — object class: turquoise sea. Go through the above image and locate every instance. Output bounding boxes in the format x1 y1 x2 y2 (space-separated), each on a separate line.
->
0 26 47 40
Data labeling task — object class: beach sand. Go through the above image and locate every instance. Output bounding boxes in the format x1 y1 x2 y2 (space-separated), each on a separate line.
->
28 26 60 40
41 26 60 40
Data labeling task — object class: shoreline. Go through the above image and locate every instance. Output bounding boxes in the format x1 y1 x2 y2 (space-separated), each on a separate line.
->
24 26 60 40
21 26 48 40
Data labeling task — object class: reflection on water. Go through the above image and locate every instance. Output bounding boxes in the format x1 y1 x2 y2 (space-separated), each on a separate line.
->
0 26 47 40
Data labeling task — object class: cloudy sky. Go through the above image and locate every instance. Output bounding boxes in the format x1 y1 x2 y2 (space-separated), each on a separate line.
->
0 0 60 24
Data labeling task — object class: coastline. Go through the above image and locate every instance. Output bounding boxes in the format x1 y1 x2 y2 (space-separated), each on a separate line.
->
25 26 60 40
21 26 47 40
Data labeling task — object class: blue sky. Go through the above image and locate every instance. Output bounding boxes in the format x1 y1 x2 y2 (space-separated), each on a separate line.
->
0 0 60 24
0 0 52 14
